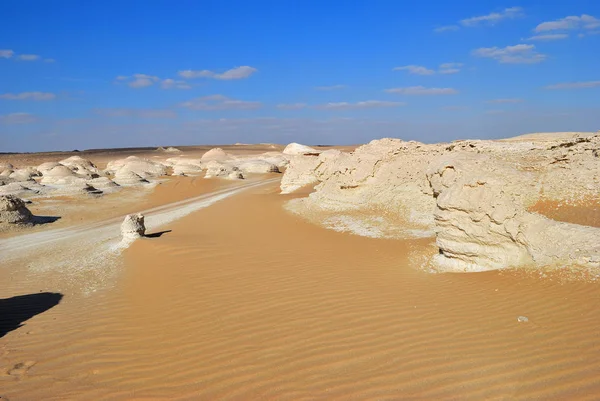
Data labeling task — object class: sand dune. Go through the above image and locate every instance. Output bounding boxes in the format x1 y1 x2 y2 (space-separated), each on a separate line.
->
2 179 600 400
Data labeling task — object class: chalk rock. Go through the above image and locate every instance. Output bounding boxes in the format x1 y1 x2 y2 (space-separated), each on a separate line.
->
0 195 33 225
204 161 244 179
106 156 167 178
282 143 321 156
0 169 13 177
166 157 204 175
0 162 14 173
59 156 99 175
37 162 62 174
201 148 230 162
236 160 280 174
121 213 146 239
9 167 40 182
113 169 149 186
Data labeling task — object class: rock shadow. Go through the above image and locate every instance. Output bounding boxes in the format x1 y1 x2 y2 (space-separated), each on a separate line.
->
0 292 63 338
32 215 61 225
145 230 172 238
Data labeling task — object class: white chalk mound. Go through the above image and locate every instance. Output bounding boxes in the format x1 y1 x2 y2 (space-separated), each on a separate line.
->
236 160 280 174
282 143 321 156
204 161 244 179
201 148 230 162
0 195 33 225
106 156 167 178
121 213 146 239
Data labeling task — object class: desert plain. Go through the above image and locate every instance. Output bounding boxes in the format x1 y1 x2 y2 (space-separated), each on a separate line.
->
1 132 600 400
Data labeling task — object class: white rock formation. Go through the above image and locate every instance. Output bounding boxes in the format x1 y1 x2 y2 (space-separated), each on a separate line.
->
282 143 321 156
113 169 149 186
281 134 600 273
201 148 230 162
37 162 62 175
204 161 244 179
59 156 99 175
0 195 33 225
165 157 204 175
236 160 280 174
9 167 40 182
121 213 146 239
106 156 167 178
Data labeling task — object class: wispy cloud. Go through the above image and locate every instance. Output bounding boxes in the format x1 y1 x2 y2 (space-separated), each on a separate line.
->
316 100 406 110
441 106 469 111
314 85 346 91
161 79 191 90
0 91 56 101
0 49 14 58
116 74 189 89
385 86 458 95
178 66 257 80
393 65 435 75
180 95 262 110
472 44 546 64
525 33 569 41
487 98 524 103
277 103 307 110
0 112 38 124
544 81 600 90
461 7 523 27
17 54 41 61
434 25 459 33
535 14 600 33
394 63 464 75
94 108 177 118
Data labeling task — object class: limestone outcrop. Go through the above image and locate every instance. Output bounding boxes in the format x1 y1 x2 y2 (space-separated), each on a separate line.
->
106 156 167 178
0 195 33 225
236 160 280 174
281 134 600 273
165 157 204 175
201 148 230 162
121 213 146 239
204 161 244 179
282 143 321 156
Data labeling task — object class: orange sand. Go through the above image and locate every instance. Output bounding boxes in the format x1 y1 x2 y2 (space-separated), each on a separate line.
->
2 180 600 400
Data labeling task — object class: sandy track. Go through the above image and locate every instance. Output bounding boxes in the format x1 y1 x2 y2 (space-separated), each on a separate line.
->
0 178 279 266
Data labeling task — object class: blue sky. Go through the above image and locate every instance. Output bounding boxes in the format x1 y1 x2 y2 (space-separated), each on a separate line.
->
1 0 599 152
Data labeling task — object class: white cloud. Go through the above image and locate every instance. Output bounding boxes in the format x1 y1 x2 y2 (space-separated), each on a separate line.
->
180 94 262 110
535 14 600 32
277 103 307 110
316 100 406 110
0 91 56 101
393 65 435 75
439 69 460 74
0 112 38 124
487 98 524 103
161 79 191 90
461 7 523 27
44 58 56 63
17 54 41 61
0 49 14 58
129 73 159 88
94 108 177 118
314 85 346 90
439 62 464 69
544 81 600 90
526 33 569 41
385 86 458 95
472 44 546 64
442 106 469 111
434 25 459 33
178 66 257 80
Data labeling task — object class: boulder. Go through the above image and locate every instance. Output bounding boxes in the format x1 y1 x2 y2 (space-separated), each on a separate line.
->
0 195 33 225
121 213 146 239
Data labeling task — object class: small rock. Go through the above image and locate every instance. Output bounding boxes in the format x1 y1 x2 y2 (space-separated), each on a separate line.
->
121 213 146 239
517 316 529 323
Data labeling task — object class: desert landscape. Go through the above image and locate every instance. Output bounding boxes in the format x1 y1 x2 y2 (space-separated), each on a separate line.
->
1 132 599 399
3 1 600 399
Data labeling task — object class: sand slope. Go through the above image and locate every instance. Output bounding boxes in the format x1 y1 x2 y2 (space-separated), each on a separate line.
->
2 180 600 400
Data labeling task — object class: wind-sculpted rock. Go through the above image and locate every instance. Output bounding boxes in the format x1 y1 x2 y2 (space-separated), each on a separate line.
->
204 161 244 179
201 148 230 162
282 143 321 156
113 168 149 186
37 162 62 174
0 195 33 225
121 213 146 240
9 167 40 182
281 133 600 273
236 160 280 174
59 156 99 175
106 156 167 178
166 157 204 175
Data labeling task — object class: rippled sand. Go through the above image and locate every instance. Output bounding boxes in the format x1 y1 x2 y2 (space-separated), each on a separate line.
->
2 178 600 400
